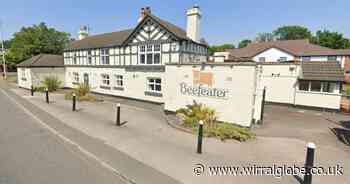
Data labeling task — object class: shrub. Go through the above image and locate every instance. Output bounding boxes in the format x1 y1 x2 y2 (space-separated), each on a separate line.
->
42 76 62 92
64 92 98 102
75 83 90 96
176 101 255 142
343 84 350 96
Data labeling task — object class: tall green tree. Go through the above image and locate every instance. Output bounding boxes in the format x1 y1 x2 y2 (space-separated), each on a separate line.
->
7 22 70 65
255 32 275 43
311 30 350 49
238 39 252 48
273 25 312 40
208 44 235 55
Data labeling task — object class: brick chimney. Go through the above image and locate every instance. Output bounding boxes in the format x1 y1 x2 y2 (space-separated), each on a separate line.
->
138 7 151 22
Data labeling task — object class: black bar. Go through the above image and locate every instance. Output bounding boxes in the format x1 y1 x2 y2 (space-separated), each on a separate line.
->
304 143 316 184
116 104 121 126
45 89 49 104
31 85 34 96
260 87 266 124
72 93 76 111
197 121 203 154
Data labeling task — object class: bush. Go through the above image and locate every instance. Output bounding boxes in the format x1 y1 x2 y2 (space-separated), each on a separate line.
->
75 83 90 96
176 101 255 142
64 83 98 102
34 86 46 92
64 92 97 102
42 76 62 92
343 84 350 96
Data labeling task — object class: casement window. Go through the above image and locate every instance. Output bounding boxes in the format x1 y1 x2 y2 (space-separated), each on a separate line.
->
298 81 337 93
147 78 162 92
301 56 311 61
115 75 123 87
73 72 79 83
278 57 287 62
258 57 266 62
21 68 26 81
101 74 110 86
73 53 77 65
87 50 92 65
100 49 110 65
327 56 337 61
139 44 161 65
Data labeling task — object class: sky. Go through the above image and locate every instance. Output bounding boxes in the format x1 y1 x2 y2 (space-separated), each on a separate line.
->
1 0 350 46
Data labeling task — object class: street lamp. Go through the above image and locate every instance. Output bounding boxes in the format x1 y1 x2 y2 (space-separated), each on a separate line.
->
0 20 7 79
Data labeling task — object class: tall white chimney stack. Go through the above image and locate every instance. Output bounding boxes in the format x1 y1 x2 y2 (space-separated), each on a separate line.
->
78 25 89 40
186 5 201 42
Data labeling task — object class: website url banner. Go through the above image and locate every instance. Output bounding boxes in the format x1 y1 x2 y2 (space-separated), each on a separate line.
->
193 163 344 178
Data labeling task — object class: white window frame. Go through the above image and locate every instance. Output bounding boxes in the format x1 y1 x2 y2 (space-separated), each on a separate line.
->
115 75 123 87
139 44 161 65
73 72 79 83
298 80 337 94
100 49 110 65
278 57 287 62
21 68 26 80
259 57 266 62
101 74 110 86
147 78 162 93
87 50 92 65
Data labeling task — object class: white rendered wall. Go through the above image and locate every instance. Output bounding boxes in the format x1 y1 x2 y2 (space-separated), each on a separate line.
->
65 67 165 103
17 68 32 89
213 52 230 62
295 91 341 109
164 64 260 127
253 48 295 62
17 67 65 89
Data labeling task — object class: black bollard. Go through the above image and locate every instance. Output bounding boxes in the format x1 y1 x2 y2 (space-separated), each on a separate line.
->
45 88 49 104
31 85 34 96
116 103 121 126
259 86 266 124
72 93 76 111
304 142 316 184
197 120 204 154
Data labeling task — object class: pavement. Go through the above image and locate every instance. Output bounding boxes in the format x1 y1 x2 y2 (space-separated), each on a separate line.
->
0 83 127 184
7 84 350 184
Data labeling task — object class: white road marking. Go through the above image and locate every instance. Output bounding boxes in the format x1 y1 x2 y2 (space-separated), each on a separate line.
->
0 89 136 184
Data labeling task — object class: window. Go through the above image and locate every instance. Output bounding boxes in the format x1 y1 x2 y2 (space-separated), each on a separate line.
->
21 68 26 81
154 44 160 52
298 81 337 93
147 78 161 92
279 57 287 62
259 57 266 62
327 56 337 61
101 74 110 86
140 45 145 52
73 53 77 65
115 75 123 87
147 53 153 64
322 82 336 93
299 81 309 91
154 53 160 64
302 56 311 61
310 81 322 92
73 72 79 83
140 54 146 64
139 44 161 65
87 50 92 65
101 49 110 65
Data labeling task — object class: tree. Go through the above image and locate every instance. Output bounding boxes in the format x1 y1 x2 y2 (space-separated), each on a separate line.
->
311 30 350 49
273 25 312 40
208 44 235 55
255 32 275 43
238 39 252 48
6 22 70 65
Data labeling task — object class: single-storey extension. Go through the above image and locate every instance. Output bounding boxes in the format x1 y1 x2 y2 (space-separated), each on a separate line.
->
17 54 65 89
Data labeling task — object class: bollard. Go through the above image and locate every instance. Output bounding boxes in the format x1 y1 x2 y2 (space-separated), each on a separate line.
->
116 103 121 126
304 142 316 184
259 86 266 124
72 93 76 111
45 88 49 104
197 120 204 154
31 85 34 96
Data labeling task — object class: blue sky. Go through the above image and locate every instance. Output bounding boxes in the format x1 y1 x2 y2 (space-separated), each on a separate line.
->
1 0 350 46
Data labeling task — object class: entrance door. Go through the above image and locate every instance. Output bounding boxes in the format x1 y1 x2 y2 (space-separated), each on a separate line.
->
83 73 89 86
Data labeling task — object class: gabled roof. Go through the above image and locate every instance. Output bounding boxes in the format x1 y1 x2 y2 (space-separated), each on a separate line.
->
66 13 203 51
17 54 64 67
226 40 348 58
300 61 344 82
